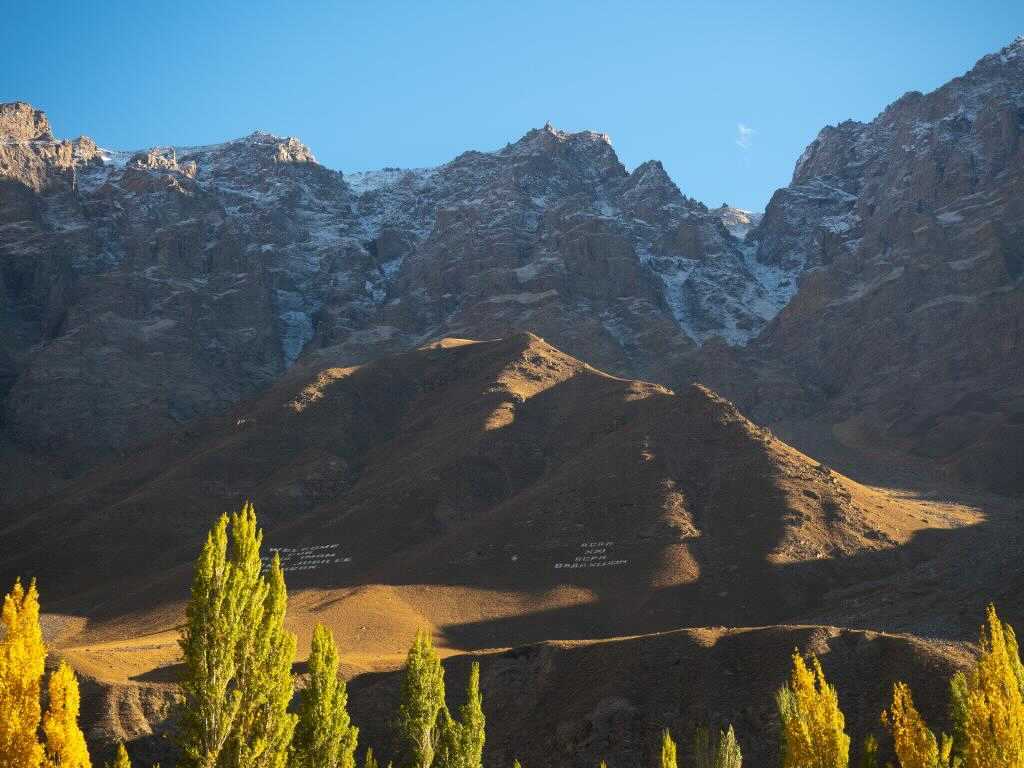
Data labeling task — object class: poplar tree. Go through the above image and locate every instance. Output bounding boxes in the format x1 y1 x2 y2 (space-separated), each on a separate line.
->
178 503 297 768
715 726 742 768
432 661 485 768
661 729 677 768
109 744 130 768
397 630 445 768
882 681 956 768
42 661 91 768
693 725 742 768
776 652 850 768
458 662 485 768
950 605 1024 768
0 578 46 768
292 624 358 768
859 734 880 768
228 553 297 768
362 749 379 768
432 708 462 768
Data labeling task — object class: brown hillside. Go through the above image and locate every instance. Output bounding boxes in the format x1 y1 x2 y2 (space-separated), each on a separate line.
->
77 624 972 768
3 333 978 645
0 332 1009 763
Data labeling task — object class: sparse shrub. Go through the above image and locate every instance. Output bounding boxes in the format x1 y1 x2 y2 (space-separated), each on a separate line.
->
859 734 879 768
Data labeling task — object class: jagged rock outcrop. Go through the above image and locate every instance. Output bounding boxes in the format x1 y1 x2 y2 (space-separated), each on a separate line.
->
739 37 1024 492
0 117 786 503
1 38 1023 501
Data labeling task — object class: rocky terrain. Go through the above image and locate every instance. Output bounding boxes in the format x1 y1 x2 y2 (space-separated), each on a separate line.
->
2 35 1024 768
3 40 1022 503
0 333 995 767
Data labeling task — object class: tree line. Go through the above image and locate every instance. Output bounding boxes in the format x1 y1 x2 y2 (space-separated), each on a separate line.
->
2 503 1023 767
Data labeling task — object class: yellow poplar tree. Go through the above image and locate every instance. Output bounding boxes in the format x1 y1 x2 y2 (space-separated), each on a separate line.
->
42 660 91 768
951 605 1024 768
776 651 850 768
0 578 46 768
661 729 677 768
110 744 130 768
882 681 955 768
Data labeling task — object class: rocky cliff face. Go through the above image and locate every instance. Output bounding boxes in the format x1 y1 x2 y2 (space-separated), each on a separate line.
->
0 113 786 500
2 38 1023 502
741 37 1024 492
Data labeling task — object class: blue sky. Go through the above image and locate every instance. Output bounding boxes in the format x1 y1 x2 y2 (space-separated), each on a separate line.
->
2 1 1021 210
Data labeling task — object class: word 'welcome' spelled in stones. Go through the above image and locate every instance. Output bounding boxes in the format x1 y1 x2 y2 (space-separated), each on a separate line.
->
554 541 628 570
261 543 352 572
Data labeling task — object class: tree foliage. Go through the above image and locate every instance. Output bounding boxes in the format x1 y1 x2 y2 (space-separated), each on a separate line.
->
661 729 677 768
859 734 879 768
776 651 850 768
0 578 46 768
42 660 91 768
882 681 955 768
950 605 1024 768
292 624 358 768
692 725 741 768
109 744 130 768
177 503 297 768
397 630 446 768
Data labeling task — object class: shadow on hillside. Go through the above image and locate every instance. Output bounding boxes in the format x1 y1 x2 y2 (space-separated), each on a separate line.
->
6 336 1023 649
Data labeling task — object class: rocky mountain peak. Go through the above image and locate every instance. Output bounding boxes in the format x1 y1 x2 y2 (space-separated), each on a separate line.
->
503 123 618 164
0 101 54 142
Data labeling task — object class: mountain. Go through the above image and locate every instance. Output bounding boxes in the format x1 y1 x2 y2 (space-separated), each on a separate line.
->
3 36 1024 766
0 109 792 507
736 36 1024 495
0 333 993 765
3 41 1022 505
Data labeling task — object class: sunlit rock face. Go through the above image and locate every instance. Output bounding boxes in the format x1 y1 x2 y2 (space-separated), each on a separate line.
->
1 38 1023 496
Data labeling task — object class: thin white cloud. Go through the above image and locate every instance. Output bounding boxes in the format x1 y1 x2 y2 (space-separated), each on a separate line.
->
735 123 755 150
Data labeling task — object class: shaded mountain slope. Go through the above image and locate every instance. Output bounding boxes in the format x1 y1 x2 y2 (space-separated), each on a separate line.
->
3 334 980 653
346 624 971 768
73 623 973 768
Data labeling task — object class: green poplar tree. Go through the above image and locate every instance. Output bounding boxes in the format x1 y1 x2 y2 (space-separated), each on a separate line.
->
177 503 297 768
292 624 358 768
458 662 485 768
397 630 445 768
432 661 485 768
228 552 297 768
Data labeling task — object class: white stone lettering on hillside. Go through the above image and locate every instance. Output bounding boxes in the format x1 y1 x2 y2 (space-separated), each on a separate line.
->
554 541 628 570
261 543 352 572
